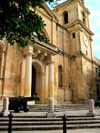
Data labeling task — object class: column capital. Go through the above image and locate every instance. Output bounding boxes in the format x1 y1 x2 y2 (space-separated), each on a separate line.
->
23 45 34 56
45 55 54 64
33 50 41 58
39 52 47 61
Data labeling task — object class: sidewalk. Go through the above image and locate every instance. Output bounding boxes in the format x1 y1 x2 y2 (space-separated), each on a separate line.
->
0 129 100 133
11 108 100 117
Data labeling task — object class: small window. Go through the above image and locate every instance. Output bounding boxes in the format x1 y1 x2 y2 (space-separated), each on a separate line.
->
82 12 85 22
63 12 68 24
72 33 75 38
95 68 98 74
58 65 63 87
98 67 100 77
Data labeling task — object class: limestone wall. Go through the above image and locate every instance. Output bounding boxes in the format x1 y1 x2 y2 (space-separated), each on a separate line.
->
3 43 22 97
82 58 94 99
53 1 78 25
0 79 3 99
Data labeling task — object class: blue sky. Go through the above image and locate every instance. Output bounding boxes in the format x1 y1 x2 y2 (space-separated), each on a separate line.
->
85 0 100 59
47 0 100 59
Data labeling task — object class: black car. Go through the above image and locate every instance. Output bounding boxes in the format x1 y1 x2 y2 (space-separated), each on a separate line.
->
95 100 100 107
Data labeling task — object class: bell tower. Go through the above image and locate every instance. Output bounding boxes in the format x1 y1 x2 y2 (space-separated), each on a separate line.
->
53 0 94 58
53 0 95 103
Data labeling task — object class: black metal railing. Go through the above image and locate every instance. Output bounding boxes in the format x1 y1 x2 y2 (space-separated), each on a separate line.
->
8 113 67 133
8 112 13 133
62 114 67 133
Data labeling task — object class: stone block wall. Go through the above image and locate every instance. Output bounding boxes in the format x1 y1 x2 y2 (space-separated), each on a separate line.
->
0 79 3 99
3 43 22 97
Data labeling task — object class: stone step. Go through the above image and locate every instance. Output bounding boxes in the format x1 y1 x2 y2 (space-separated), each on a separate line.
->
0 104 89 113
1 123 100 131
1 119 100 125
28 104 89 112
1 116 100 121
0 115 100 131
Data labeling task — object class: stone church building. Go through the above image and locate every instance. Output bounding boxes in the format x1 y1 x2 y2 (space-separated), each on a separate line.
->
0 0 100 104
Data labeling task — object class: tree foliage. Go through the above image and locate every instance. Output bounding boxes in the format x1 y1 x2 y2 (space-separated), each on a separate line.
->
0 0 57 47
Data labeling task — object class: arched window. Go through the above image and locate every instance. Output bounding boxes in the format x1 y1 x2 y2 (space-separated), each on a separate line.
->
82 12 85 22
0 45 3 77
63 12 68 24
58 65 63 87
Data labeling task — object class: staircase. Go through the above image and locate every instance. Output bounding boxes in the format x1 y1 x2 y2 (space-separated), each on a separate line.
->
0 115 100 131
29 104 89 112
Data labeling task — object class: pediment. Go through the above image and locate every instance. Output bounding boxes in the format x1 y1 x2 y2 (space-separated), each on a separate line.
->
37 3 58 22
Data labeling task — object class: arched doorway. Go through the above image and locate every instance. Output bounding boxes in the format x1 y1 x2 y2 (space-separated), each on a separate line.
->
31 65 36 97
32 59 45 103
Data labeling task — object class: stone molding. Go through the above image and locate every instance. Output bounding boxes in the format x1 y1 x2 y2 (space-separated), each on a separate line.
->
67 19 94 36
45 55 54 64
39 52 47 61
32 59 45 74
23 45 34 56
61 8 70 14
33 50 41 58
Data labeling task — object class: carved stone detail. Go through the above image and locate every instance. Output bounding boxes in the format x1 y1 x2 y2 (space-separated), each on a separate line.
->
39 52 47 61
33 50 41 58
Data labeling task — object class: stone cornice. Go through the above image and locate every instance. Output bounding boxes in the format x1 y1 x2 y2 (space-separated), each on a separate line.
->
53 0 90 14
43 3 58 21
34 38 57 48
53 0 75 11
57 48 70 57
32 39 100 66
33 38 57 55
36 3 58 23
66 19 94 36
57 49 100 66
57 23 68 31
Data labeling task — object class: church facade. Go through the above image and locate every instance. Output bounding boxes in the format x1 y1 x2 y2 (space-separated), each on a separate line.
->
0 0 100 104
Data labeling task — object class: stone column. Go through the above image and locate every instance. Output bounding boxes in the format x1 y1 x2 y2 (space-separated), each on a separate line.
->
48 99 54 113
36 73 39 96
0 97 9 116
44 65 49 99
87 99 97 116
23 45 33 97
25 54 32 97
41 73 45 103
46 99 56 118
20 56 26 96
48 55 54 99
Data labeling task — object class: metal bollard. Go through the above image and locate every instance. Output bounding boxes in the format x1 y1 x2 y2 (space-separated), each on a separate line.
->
62 114 67 133
8 112 13 133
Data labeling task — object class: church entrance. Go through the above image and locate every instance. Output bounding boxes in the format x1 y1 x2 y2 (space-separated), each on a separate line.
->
31 65 36 97
31 59 46 103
